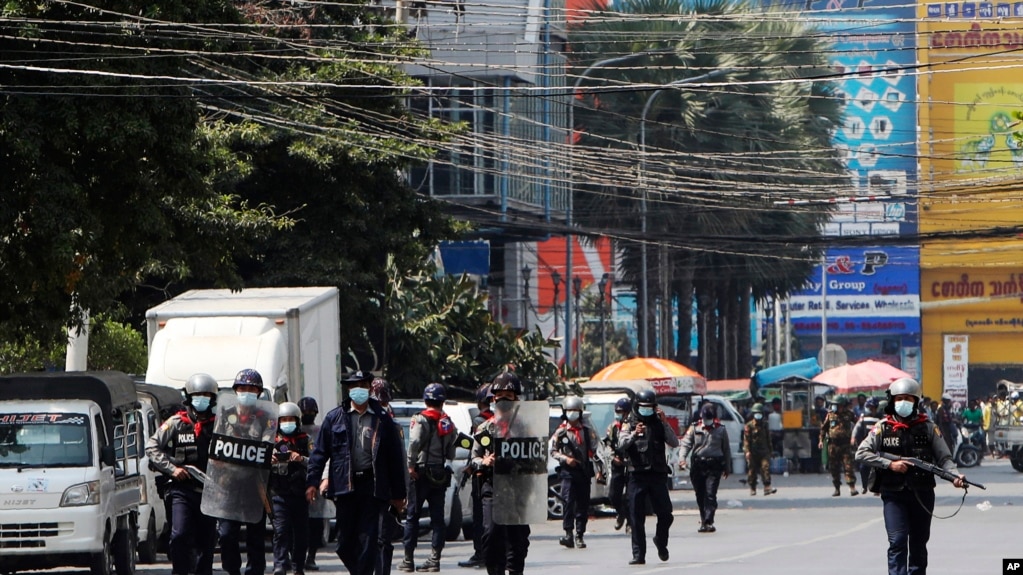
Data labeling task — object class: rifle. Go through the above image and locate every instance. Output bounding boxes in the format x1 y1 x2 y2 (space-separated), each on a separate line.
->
879 452 986 490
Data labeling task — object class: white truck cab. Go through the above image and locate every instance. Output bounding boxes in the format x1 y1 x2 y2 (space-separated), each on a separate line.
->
0 371 143 575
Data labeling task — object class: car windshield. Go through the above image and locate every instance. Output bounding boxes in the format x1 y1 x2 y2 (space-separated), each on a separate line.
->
0 413 92 468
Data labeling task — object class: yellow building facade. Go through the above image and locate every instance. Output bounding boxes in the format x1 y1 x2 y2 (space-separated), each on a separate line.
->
918 7 1023 399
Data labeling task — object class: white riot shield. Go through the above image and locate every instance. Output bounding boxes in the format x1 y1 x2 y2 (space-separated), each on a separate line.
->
492 400 548 525
201 395 278 523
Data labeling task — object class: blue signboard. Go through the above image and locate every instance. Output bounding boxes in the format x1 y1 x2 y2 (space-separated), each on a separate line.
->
789 246 921 336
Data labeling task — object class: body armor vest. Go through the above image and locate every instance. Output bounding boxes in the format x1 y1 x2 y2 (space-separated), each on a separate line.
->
876 420 937 491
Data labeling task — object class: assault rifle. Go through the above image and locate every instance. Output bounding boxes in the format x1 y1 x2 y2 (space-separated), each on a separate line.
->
879 452 986 490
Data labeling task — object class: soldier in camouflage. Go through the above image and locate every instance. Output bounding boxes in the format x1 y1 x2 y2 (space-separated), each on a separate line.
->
741 404 776 496
820 395 859 496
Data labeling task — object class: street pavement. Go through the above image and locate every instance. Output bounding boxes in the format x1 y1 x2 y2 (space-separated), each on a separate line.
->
49 458 1020 575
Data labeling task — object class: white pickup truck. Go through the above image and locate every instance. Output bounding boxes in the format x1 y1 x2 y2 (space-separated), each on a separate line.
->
989 382 1023 471
0 371 143 575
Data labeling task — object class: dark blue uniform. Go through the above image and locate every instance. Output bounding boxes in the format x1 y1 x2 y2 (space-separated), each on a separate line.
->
270 431 311 575
619 412 679 563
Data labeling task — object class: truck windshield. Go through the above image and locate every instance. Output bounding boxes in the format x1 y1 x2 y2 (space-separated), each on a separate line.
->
0 413 92 468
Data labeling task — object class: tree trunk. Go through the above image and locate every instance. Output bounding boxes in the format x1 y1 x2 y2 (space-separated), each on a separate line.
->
674 258 694 367
737 282 752 379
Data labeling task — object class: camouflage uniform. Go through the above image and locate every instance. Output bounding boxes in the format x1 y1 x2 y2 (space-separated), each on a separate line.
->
741 415 774 495
821 407 859 495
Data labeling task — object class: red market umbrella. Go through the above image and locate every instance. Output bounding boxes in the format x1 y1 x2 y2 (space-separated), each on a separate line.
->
812 360 910 395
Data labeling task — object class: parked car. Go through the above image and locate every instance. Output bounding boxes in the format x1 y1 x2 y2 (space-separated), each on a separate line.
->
389 399 477 541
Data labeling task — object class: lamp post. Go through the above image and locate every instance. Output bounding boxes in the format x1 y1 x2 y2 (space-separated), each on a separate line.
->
598 273 610 368
639 68 733 358
566 49 674 371
551 269 562 363
522 265 532 329
572 276 582 373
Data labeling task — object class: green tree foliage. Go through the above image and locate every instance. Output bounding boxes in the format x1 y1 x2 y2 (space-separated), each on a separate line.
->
383 259 565 399
0 315 147 375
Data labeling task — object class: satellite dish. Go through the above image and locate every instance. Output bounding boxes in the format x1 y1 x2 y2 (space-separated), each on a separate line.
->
818 343 848 370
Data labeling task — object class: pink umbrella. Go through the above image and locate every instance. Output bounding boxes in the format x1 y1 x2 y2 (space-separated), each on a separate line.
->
812 360 911 395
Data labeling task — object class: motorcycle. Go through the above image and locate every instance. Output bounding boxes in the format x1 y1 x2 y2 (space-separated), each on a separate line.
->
953 423 982 468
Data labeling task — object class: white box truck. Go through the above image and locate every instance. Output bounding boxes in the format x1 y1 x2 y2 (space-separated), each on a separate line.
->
0 371 143 575
144 287 341 407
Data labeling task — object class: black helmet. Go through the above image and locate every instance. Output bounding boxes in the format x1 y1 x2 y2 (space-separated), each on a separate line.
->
233 368 263 390
491 372 522 395
342 370 374 385
635 389 657 408
298 396 319 414
475 384 494 405
614 397 632 413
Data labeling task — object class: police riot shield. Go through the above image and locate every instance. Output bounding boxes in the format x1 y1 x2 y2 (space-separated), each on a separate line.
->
201 394 278 523
492 400 548 525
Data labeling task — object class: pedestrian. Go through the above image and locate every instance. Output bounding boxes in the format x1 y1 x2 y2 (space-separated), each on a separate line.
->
458 384 494 569
604 397 632 532
299 396 330 572
399 383 458 572
742 403 776 496
678 403 731 533
145 373 219 575
372 377 404 575
851 397 881 493
271 402 311 575
853 393 868 418
619 389 678 565
472 372 531 575
767 397 784 456
306 370 407 575
217 369 276 575
855 377 967 575
549 396 603 549
934 395 957 453
819 395 859 497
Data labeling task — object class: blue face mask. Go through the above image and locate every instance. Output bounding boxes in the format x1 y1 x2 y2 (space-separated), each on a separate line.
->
191 396 211 412
894 400 915 418
638 406 655 417
237 392 257 407
614 413 624 422
280 422 298 435
349 387 370 405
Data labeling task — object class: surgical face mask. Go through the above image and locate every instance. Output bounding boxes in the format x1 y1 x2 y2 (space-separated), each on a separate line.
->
495 396 514 404
753 413 763 421
349 387 370 405
614 413 624 422
191 395 211 412
566 411 580 422
280 422 298 434
703 418 714 426
237 392 257 407
638 406 655 417
894 400 916 418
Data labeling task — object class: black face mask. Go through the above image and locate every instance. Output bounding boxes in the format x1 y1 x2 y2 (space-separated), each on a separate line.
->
301 414 316 425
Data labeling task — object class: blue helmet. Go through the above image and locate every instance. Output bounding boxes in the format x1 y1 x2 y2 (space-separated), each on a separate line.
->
423 383 446 402
614 397 632 413
475 384 494 404
233 368 263 390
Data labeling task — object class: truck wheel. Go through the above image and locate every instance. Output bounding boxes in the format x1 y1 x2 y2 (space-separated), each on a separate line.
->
444 495 463 542
89 529 114 575
113 523 137 575
137 513 157 564
1011 453 1023 472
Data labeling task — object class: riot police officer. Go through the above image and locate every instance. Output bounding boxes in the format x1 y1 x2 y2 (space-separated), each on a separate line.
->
145 373 219 575
472 372 531 575
299 396 328 572
271 402 311 575
855 377 966 575
458 384 494 569
604 397 632 531
619 390 678 565
549 396 602 549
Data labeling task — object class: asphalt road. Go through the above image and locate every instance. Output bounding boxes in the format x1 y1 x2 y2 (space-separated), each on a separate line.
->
33 457 1021 575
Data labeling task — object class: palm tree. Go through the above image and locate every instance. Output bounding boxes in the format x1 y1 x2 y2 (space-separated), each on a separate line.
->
569 0 845 377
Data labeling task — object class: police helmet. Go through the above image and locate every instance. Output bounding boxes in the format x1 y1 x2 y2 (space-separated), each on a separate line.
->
751 403 764 414
491 372 522 395
298 396 319 415
342 370 374 385
635 389 657 408
475 384 494 405
700 404 717 419
877 400 889 413
563 396 584 413
371 378 393 404
278 401 302 420
614 397 632 413
233 368 264 390
888 377 923 400
865 397 880 409
185 373 218 397
423 382 446 402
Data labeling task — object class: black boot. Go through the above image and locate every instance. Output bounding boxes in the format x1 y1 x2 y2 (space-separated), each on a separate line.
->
457 554 482 568
417 549 441 572
559 530 574 548
398 551 415 572
304 551 319 572
574 533 586 549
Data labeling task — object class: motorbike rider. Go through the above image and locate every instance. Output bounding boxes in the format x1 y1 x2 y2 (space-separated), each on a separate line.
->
619 389 678 565
145 373 219 575
854 377 966 575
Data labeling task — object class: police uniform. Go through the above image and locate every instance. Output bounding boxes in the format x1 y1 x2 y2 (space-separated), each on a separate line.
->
821 406 859 496
472 415 530 575
145 408 218 575
604 418 630 530
217 403 277 575
852 406 881 493
549 417 601 546
401 407 458 570
619 408 678 564
270 428 311 575
459 408 494 568
679 413 731 532
855 411 959 574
